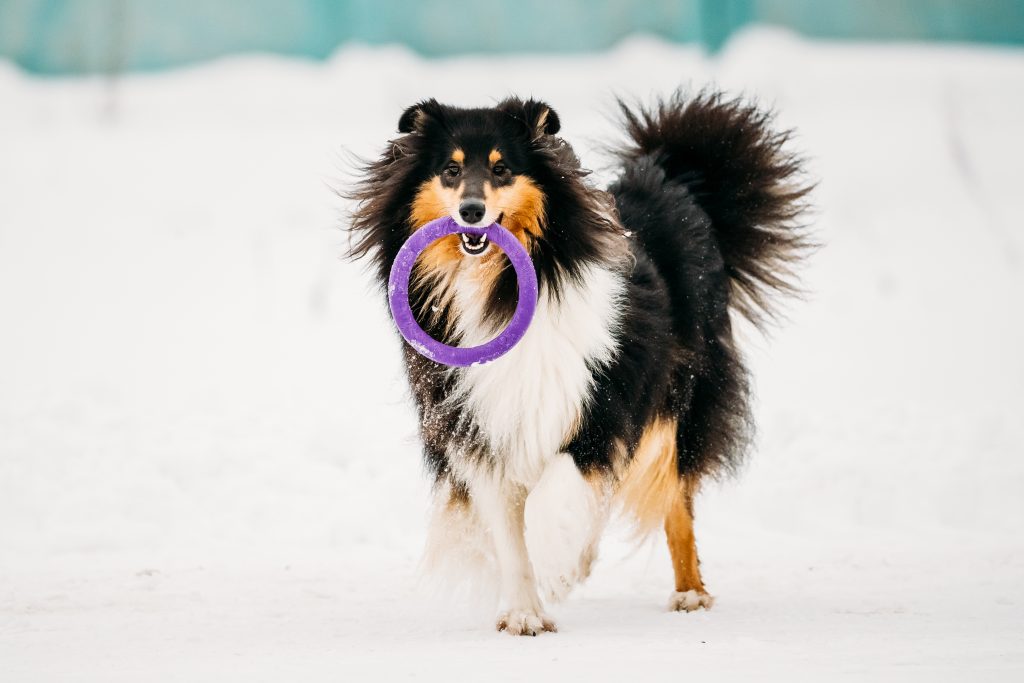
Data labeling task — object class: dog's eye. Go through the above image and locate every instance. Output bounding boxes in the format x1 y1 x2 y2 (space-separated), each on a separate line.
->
444 164 461 178
492 163 509 176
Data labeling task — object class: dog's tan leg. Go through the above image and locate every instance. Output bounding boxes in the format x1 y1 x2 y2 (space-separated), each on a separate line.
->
665 477 714 612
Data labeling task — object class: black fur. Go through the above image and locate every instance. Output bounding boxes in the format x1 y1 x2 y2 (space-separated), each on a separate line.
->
616 92 813 327
347 92 810 482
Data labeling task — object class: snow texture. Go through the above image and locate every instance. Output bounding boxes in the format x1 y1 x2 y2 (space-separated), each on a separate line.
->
1 28 1023 681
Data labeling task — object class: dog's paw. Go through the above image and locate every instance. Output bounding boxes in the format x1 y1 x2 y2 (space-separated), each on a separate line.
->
496 609 557 636
668 589 715 612
538 549 590 602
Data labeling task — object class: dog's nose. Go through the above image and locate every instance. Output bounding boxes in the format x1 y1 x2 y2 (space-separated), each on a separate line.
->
459 200 486 224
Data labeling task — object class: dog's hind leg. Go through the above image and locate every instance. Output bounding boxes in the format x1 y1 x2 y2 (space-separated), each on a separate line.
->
665 476 714 612
471 473 556 636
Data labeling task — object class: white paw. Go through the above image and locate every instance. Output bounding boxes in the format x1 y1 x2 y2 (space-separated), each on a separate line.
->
668 589 715 612
537 541 598 603
496 609 557 636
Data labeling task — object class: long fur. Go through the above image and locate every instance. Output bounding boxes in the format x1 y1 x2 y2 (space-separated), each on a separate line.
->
615 91 813 327
346 91 811 632
606 91 812 481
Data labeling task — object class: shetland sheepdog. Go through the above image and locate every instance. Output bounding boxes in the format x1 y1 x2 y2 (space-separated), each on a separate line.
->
348 93 810 635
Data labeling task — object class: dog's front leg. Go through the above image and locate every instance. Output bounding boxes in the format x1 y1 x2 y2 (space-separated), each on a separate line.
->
471 475 555 635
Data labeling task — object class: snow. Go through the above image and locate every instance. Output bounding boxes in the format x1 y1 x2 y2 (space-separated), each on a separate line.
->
2 27 1023 680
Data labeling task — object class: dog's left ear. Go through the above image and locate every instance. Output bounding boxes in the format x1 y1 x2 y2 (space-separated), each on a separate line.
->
499 98 561 138
398 98 447 134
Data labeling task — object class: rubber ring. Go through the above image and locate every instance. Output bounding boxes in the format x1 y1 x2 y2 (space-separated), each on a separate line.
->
387 216 538 367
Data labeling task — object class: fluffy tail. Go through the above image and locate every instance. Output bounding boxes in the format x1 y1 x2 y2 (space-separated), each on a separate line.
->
616 92 812 326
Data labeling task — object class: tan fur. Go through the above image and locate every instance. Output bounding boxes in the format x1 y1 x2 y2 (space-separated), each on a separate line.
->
484 176 546 247
416 236 462 273
410 176 462 228
410 174 546 255
406 172 548 335
408 177 464 327
451 148 465 164
615 418 680 535
533 108 551 138
409 261 460 332
410 176 463 274
488 149 502 165
665 476 707 594
616 418 711 602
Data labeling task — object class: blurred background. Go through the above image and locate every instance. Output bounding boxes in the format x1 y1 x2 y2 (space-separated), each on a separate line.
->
1 1 1023 680
1 0 1024 73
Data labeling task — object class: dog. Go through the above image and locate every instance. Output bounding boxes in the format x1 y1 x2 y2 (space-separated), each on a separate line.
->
348 92 810 635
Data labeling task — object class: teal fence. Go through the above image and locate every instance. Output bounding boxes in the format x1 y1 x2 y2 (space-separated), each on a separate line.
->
1 0 1023 75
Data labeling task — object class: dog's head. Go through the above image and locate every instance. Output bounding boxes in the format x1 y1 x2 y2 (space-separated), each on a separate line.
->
349 97 623 329
399 97 560 261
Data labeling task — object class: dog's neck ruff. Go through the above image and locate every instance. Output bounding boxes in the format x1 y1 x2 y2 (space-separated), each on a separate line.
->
448 261 628 485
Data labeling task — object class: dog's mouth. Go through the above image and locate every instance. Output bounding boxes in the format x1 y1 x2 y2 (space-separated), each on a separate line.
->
459 232 489 256
458 213 502 256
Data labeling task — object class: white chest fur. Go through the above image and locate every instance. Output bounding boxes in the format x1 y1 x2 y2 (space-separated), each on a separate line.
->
450 262 626 484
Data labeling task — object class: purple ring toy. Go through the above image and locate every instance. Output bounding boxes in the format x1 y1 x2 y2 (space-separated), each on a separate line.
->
387 216 538 367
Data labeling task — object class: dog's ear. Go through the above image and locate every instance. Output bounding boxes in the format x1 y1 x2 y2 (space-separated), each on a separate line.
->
398 99 446 134
526 100 561 136
498 98 560 138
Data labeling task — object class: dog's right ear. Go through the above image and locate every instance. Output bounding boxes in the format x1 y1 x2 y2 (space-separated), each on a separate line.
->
398 99 446 134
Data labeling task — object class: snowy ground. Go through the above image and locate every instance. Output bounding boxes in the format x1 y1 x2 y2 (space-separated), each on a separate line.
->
1 28 1023 681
